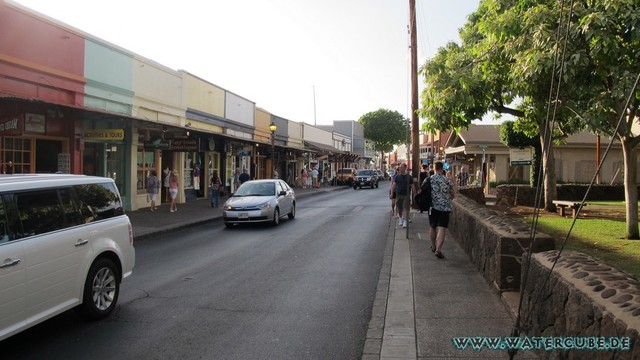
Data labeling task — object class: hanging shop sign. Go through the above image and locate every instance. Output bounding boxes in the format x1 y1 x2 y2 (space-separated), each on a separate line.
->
25 113 45 133
171 139 199 152
84 128 125 141
144 139 171 150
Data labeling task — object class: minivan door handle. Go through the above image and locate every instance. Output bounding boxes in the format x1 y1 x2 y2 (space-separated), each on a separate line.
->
0 258 21 268
74 239 89 247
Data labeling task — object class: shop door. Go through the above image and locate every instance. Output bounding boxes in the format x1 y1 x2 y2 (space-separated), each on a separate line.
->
35 139 62 173
83 143 102 176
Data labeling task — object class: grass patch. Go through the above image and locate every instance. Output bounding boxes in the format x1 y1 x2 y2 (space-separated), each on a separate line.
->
522 216 640 278
586 200 640 206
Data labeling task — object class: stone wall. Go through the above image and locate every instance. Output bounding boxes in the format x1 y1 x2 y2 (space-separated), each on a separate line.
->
520 251 640 359
448 195 555 291
496 184 630 207
458 186 485 205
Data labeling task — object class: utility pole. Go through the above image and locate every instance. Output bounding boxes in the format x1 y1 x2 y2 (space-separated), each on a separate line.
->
313 85 317 126
409 0 419 179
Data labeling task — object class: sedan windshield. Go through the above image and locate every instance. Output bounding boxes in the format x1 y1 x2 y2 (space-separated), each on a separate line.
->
234 182 275 197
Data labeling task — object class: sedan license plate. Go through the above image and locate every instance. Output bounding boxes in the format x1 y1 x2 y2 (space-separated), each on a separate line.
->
238 212 249 219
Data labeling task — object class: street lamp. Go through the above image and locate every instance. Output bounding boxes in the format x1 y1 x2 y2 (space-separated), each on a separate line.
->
269 122 277 178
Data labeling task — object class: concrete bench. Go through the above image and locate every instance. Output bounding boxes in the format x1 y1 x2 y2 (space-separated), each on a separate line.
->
552 200 586 218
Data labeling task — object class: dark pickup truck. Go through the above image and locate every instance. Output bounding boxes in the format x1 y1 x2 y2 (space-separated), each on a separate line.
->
353 169 379 189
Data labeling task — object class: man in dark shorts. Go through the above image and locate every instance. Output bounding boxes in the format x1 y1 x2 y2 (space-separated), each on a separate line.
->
391 163 416 228
429 161 455 258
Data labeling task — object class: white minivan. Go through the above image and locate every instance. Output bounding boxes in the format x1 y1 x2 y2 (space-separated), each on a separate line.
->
0 174 135 341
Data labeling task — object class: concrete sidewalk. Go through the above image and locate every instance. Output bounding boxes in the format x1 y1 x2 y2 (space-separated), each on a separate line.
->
127 186 536 359
363 210 537 359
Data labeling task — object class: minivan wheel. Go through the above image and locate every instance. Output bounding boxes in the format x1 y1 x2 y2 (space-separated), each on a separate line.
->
79 258 119 320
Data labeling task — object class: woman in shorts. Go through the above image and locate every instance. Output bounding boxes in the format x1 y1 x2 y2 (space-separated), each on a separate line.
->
169 170 179 213
389 166 399 216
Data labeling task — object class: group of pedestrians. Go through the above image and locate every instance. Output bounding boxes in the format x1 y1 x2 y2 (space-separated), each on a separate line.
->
300 166 320 189
389 161 455 259
146 168 179 213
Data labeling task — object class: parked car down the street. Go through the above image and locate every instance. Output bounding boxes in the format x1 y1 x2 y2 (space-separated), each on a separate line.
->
222 179 296 227
334 168 357 186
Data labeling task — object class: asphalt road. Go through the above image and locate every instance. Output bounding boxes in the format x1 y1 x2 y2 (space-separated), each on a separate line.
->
0 184 392 359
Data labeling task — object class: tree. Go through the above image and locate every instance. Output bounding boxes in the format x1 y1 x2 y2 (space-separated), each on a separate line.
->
358 109 410 171
418 0 586 212
555 0 640 238
420 0 640 238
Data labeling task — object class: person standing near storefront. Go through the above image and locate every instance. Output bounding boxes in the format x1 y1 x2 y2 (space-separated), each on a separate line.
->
312 166 319 188
146 170 160 212
239 167 250 184
209 170 222 208
163 166 171 202
233 167 241 191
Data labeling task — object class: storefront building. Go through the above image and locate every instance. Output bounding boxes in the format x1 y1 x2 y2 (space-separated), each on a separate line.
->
1 1 370 214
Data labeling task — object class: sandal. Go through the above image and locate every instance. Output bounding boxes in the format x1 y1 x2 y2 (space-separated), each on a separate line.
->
430 245 436 253
435 251 445 259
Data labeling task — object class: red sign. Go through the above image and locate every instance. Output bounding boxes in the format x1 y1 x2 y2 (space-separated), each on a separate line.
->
0 114 23 136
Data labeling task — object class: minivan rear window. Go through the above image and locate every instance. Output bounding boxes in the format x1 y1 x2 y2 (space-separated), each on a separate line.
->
75 183 124 221
2 181 124 240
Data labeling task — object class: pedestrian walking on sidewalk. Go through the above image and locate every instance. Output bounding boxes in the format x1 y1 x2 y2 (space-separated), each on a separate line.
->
146 170 160 212
391 163 415 228
429 161 455 258
210 170 222 208
169 170 179 213
389 166 400 217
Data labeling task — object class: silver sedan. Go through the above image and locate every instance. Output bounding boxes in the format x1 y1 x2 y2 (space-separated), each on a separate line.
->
222 179 296 228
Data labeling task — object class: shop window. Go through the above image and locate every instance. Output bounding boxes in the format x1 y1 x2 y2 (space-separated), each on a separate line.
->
136 147 157 193
2 137 32 174
184 152 194 189
106 144 126 197
207 153 221 184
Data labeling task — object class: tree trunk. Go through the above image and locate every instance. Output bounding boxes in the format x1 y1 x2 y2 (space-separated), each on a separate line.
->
539 125 557 212
621 138 639 239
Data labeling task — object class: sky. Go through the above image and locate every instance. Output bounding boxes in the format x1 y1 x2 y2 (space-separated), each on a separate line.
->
12 0 481 126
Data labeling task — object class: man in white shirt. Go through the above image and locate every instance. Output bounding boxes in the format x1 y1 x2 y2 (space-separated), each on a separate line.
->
311 166 319 188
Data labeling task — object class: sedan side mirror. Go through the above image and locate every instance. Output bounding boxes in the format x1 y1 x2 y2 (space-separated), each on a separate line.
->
278 190 287 196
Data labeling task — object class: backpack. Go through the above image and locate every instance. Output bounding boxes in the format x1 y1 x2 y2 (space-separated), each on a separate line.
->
414 177 432 211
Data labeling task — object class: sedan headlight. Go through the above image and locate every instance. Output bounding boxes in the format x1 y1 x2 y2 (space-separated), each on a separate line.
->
258 201 271 210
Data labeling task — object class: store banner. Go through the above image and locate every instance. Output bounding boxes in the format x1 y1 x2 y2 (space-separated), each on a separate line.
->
84 129 125 140
171 139 199 152
0 114 23 136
